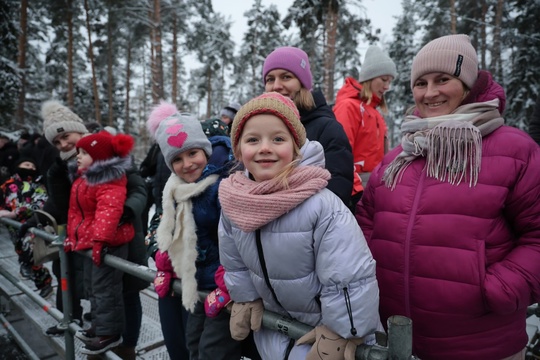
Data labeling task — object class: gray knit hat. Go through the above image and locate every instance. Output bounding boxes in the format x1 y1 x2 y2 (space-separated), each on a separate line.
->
220 102 241 120
147 101 212 172
42 100 88 144
410 34 478 89
358 45 398 83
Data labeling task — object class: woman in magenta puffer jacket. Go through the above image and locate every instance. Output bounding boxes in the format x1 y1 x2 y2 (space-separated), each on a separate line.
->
356 34 540 360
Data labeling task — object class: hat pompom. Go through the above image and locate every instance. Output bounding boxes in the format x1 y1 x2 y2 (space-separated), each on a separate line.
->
41 100 64 119
112 134 134 157
147 101 178 138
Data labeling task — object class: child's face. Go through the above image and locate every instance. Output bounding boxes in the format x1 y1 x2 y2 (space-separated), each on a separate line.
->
76 148 93 170
18 161 36 170
238 114 294 182
171 148 208 183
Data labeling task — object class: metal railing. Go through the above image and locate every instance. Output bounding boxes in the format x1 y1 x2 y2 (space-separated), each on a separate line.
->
0 217 415 359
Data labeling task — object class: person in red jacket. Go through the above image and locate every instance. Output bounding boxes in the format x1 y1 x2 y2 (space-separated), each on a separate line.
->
334 45 397 209
65 131 135 355
356 34 540 360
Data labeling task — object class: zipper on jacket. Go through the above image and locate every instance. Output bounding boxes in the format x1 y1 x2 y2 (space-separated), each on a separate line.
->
73 180 85 249
404 171 426 318
343 287 357 336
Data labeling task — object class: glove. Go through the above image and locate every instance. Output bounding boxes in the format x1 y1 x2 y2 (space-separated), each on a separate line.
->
297 325 364 360
204 288 231 317
229 299 263 341
18 215 38 238
63 236 74 252
92 242 106 266
153 271 173 298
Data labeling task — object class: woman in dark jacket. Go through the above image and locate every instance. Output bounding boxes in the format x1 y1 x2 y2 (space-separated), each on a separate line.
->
262 46 354 207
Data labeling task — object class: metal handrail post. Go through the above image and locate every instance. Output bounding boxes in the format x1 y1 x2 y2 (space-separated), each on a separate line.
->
387 315 413 359
51 226 76 360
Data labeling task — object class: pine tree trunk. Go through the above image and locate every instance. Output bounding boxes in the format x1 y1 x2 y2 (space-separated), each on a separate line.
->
152 0 164 101
480 0 487 69
149 8 157 104
324 3 338 103
490 0 504 80
107 8 114 126
450 0 456 33
172 11 178 105
67 0 74 107
206 66 212 118
16 0 28 124
84 0 101 123
125 38 131 135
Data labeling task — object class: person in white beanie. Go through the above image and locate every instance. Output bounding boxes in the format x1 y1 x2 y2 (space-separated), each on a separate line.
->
333 45 397 210
356 34 539 360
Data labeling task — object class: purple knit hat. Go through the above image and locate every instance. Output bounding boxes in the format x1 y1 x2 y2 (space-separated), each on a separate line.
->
263 47 313 90
411 34 478 89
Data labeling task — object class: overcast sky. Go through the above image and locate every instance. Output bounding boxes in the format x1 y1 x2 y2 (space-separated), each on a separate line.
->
211 0 403 52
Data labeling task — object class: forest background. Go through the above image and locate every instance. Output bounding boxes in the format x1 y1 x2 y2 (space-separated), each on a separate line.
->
1 0 539 160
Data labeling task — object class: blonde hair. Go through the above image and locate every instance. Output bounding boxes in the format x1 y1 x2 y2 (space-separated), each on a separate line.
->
361 79 389 114
292 88 316 112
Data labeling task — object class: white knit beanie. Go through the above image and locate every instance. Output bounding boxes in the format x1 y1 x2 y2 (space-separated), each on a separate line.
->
358 45 398 83
42 100 88 144
410 34 478 89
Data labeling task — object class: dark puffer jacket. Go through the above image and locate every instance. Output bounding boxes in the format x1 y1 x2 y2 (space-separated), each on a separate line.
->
300 90 354 206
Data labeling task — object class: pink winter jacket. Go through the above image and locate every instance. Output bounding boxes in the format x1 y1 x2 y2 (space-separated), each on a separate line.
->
356 104 540 357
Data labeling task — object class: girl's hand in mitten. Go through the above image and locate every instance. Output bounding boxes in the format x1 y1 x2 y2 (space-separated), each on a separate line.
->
154 271 173 298
229 299 263 340
297 325 364 360
204 288 231 317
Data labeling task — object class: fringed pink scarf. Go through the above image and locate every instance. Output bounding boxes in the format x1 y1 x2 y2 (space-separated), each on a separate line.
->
383 99 504 189
219 166 330 232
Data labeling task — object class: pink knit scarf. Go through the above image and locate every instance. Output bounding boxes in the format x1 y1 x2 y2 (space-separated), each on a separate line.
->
219 166 330 232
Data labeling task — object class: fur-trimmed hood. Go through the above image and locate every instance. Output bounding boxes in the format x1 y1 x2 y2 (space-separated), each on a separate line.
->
69 156 133 185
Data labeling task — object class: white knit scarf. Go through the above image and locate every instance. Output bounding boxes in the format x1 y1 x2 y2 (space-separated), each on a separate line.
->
156 173 219 312
383 99 504 189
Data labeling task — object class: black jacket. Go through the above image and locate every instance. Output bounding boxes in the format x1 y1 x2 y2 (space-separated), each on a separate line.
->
300 90 354 206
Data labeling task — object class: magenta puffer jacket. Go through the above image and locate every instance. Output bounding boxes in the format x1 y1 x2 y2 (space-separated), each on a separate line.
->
356 125 540 359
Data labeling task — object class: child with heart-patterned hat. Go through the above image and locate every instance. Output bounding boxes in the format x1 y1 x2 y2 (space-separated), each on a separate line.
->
146 101 213 172
145 101 240 359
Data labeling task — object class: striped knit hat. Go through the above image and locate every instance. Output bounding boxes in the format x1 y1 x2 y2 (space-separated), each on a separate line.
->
411 34 478 89
230 92 306 158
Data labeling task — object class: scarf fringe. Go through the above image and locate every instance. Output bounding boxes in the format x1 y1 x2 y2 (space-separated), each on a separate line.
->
383 100 503 190
426 123 482 187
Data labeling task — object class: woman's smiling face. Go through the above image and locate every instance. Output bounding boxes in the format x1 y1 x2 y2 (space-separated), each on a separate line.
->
413 72 467 118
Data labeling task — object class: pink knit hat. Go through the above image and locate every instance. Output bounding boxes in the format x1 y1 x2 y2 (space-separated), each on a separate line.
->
410 34 478 89
262 47 313 90
230 92 306 157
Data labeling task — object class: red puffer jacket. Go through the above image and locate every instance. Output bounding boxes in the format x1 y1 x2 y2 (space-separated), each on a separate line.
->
356 125 540 359
334 77 388 196
65 157 134 251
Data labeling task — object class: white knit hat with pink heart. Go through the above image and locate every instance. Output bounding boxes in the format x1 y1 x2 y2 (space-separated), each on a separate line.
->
146 101 212 172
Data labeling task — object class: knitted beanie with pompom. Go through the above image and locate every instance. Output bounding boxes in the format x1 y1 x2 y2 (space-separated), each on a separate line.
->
146 101 212 172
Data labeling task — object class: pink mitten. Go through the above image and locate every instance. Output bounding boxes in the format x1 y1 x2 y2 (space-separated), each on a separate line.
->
154 270 173 298
204 288 231 317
